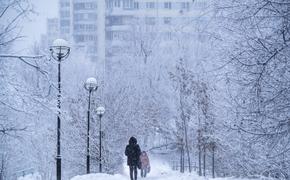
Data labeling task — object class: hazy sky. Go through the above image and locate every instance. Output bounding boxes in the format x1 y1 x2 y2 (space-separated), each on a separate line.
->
16 0 58 52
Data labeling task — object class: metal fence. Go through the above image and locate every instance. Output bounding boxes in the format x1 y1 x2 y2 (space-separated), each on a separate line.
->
12 168 36 180
171 161 198 172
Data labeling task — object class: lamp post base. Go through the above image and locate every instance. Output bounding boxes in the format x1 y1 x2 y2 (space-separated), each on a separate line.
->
87 155 90 174
99 163 102 173
56 155 61 180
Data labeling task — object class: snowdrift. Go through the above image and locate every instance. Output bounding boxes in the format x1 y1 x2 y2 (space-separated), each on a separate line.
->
17 173 41 180
70 157 270 180
70 173 271 180
70 157 203 180
71 172 203 180
71 174 127 180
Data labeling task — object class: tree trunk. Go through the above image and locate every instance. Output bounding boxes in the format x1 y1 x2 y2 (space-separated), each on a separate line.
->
184 121 191 172
203 145 206 176
180 145 185 173
179 90 191 173
198 130 202 176
0 157 4 180
180 147 182 172
182 145 185 173
212 146 215 178
197 99 202 176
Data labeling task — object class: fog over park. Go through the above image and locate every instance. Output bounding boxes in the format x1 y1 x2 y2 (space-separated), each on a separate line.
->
1 1 290 180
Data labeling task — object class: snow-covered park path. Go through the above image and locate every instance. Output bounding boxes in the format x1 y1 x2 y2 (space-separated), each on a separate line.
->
71 158 206 180
71 172 204 180
18 157 260 180
71 158 245 180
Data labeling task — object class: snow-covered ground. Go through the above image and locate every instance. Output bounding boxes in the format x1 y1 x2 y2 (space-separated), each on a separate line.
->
17 173 41 180
71 172 201 180
70 157 261 180
18 158 267 180
71 157 200 180
71 172 269 180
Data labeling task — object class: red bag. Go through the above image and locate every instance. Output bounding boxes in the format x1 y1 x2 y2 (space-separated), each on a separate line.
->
147 166 151 173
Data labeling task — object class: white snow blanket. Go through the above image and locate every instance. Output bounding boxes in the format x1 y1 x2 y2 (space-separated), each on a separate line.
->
70 158 261 180
17 173 41 180
70 172 265 180
71 172 202 180
71 157 201 180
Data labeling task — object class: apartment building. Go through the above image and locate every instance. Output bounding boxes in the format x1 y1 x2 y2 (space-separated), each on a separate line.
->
105 0 204 56
40 18 60 50
72 0 98 59
59 0 71 40
57 0 208 59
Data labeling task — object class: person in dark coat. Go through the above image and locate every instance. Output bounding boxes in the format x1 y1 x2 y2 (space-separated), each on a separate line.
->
125 137 141 180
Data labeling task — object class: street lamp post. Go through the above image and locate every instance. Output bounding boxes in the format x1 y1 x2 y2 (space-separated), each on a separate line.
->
50 39 70 180
96 106 105 173
84 77 98 174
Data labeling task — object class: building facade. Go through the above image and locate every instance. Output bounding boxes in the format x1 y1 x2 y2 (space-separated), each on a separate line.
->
72 0 98 59
56 0 209 60
59 0 72 40
105 0 208 56
40 18 59 50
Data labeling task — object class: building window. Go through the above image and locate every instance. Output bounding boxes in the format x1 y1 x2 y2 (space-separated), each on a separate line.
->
114 0 121 7
60 2 70 7
74 2 97 10
164 2 172 9
123 0 134 9
107 0 113 8
60 20 70 26
74 13 84 21
75 35 84 42
113 32 120 40
145 17 156 25
74 24 82 31
164 17 171 24
195 1 207 9
87 24 97 31
88 13 97 20
134 2 139 9
181 2 190 10
146 2 155 9
60 11 70 18
108 16 124 25
107 31 121 41
74 3 85 10
74 24 96 32
107 31 130 41
85 35 97 41
107 0 122 8
87 2 97 9
60 28 70 34
106 31 113 40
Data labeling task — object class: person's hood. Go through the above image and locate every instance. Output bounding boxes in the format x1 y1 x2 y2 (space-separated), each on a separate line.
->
129 136 137 145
